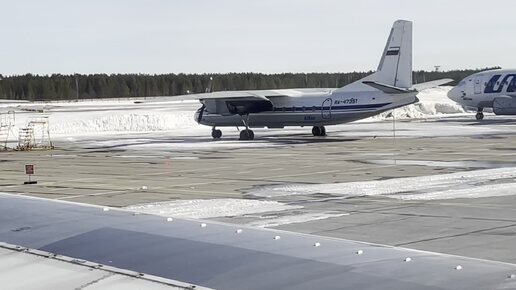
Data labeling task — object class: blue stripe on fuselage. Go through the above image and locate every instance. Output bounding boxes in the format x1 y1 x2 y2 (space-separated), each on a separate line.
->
272 102 391 112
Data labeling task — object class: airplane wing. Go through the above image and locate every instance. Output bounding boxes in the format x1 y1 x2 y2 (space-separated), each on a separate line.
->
134 90 285 104
1 193 516 290
412 78 454 91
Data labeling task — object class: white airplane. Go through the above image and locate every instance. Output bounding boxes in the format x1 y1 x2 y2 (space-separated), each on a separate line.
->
145 20 449 140
447 69 516 120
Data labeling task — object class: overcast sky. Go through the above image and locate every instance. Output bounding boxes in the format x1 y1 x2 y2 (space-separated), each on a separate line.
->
1 0 515 75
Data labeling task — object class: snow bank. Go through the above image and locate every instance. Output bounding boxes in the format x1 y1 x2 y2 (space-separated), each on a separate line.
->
250 167 516 200
370 86 466 120
3 86 462 138
50 112 197 135
125 198 302 219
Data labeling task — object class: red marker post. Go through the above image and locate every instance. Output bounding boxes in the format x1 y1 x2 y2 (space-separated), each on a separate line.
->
24 164 37 185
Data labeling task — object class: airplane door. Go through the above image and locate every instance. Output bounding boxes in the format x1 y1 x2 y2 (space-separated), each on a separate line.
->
474 75 483 94
322 98 332 119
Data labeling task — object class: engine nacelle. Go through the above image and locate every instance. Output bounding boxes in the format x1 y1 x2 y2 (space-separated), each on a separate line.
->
493 96 516 115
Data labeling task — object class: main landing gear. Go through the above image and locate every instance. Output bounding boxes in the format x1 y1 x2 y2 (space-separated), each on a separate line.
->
475 108 484 120
239 129 254 140
312 126 326 136
238 114 255 140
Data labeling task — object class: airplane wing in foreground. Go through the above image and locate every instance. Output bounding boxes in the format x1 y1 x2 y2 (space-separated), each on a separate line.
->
0 194 515 290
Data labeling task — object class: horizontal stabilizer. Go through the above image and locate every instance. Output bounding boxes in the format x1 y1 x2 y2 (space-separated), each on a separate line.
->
362 81 413 94
412 78 454 91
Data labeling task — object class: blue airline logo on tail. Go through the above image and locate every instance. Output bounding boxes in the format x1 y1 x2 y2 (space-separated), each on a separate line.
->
485 74 516 93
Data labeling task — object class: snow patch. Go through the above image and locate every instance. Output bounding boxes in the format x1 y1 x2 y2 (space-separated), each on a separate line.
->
125 198 302 219
250 167 516 200
247 212 349 228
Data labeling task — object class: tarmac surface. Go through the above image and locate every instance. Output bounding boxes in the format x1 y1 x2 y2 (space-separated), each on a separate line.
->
1 115 516 264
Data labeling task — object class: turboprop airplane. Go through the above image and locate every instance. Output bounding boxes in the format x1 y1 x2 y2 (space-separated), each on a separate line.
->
447 69 516 120
143 20 450 140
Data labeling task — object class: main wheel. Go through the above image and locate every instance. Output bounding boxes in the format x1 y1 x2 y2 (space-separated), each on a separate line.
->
320 126 326 136
211 129 222 139
312 126 321 136
312 126 326 136
475 112 484 120
239 129 254 140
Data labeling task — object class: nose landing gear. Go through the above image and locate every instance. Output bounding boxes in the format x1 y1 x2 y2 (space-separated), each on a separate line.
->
211 128 222 139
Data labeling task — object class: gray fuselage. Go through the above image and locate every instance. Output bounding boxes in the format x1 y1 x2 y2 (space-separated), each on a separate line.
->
195 88 418 128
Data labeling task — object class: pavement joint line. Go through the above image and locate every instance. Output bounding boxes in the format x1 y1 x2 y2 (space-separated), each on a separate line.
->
56 190 128 200
394 223 516 247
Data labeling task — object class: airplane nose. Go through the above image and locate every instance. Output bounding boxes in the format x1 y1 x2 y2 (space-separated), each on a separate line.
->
447 87 461 102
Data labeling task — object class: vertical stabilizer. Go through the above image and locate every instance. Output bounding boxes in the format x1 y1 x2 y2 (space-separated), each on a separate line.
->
375 20 412 88
336 20 413 92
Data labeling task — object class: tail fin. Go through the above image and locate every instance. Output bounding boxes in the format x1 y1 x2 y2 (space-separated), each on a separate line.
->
375 20 412 88
336 20 413 92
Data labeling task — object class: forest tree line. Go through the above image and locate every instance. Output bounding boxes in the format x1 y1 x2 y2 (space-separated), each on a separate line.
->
0 68 499 101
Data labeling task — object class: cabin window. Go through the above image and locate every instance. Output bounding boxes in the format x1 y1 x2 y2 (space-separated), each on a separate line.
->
282 107 285 112
312 106 316 112
302 106 306 112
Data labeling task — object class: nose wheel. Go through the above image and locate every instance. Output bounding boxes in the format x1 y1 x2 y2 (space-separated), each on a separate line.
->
476 108 484 120
211 128 222 139
312 126 326 136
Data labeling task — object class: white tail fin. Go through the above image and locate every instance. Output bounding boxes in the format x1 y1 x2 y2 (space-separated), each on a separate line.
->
336 20 413 92
375 20 412 88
